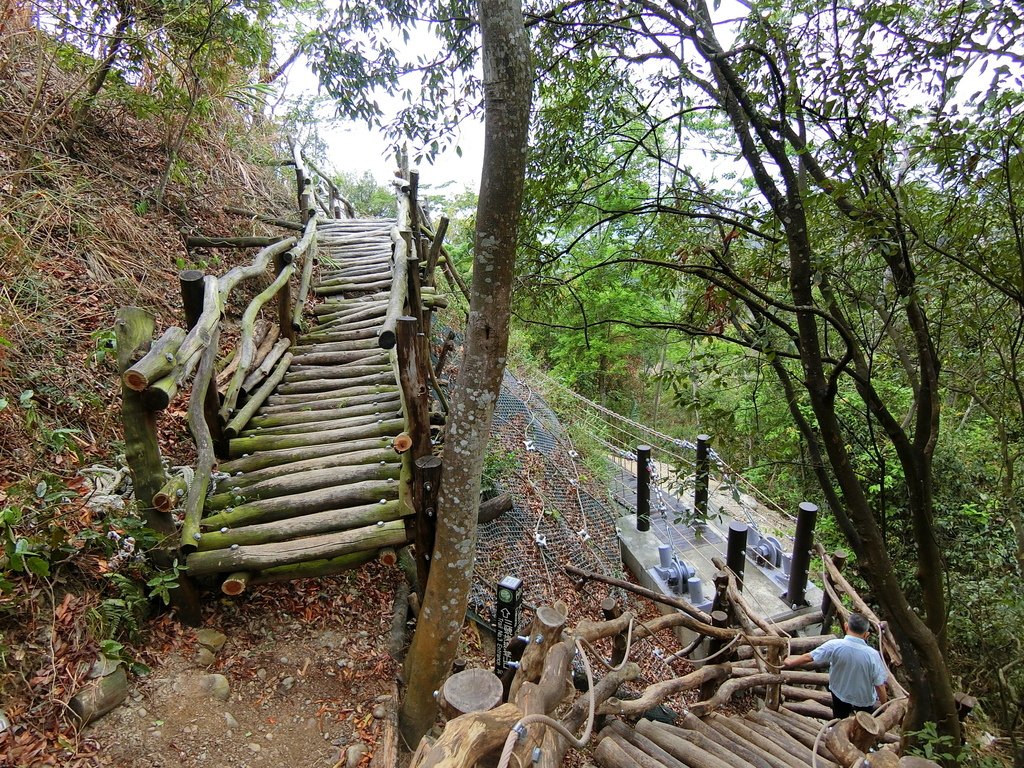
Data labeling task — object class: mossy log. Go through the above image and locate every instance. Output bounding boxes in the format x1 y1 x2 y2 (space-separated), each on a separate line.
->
314 295 388 315
275 371 395 396
259 386 400 414
293 231 316 331
240 338 291 395
187 519 408 575
316 280 392 297
242 409 402 440
613 723 725 768
226 447 401 489
220 262 296 419
69 666 128 725
283 363 392 384
315 304 389 326
218 321 273 385
216 238 297 296
218 437 397 475
690 673 783 718
197 499 405 549
319 266 390 282
227 416 402 457
783 700 834 720
123 326 186 391
153 473 189 512
594 734 645 768
115 308 172 535
206 461 401 510
378 232 409 350
200 478 399 529
289 348 388 367
238 406 392 438
263 382 400 409
291 336 380 355
310 314 390 334
181 325 221 550
247 397 401 429
223 352 293 439
240 549 378 585
319 272 393 287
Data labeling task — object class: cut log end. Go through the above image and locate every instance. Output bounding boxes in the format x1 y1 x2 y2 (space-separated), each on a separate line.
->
393 433 413 453
123 370 150 391
378 546 398 566
377 330 396 349
222 572 251 596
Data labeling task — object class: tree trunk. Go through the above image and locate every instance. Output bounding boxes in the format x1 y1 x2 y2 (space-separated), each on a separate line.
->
398 0 533 746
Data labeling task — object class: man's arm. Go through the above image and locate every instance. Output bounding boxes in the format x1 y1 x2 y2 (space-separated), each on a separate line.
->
875 683 888 705
782 652 815 669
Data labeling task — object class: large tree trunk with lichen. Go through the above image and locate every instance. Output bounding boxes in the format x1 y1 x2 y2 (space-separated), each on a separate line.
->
398 0 532 747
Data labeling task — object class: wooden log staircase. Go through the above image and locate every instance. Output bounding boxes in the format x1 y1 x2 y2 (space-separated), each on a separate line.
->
116 145 451 612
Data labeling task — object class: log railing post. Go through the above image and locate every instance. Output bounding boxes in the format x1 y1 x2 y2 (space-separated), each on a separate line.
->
601 597 628 667
274 249 295 343
412 455 442 596
180 270 224 454
406 251 424 330
784 501 818 609
116 307 171 536
636 444 651 532
695 433 711 522
396 316 431 459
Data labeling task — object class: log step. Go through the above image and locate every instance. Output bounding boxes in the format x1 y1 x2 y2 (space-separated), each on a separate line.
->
187 520 408 575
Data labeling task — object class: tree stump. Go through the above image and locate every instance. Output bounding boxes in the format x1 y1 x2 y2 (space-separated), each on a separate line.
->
439 668 504 720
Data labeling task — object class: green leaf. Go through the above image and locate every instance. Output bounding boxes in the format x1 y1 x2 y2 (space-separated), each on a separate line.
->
25 556 50 578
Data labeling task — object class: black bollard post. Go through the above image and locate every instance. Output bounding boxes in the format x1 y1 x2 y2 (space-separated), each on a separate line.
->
785 501 818 608
637 444 651 532
695 434 711 522
494 576 523 674
726 521 748 589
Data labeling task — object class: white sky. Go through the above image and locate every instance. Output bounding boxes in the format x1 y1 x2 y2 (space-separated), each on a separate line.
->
277 45 485 196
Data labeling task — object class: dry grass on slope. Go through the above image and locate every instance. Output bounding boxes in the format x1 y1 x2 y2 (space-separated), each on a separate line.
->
0 24 304 766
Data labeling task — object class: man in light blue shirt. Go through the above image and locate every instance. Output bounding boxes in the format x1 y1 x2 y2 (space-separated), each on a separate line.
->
783 612 888 719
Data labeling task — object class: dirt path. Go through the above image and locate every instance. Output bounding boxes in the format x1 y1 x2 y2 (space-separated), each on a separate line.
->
87 563 418 768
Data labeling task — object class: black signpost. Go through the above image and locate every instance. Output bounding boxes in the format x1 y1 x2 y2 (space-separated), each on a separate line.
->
494 576 523 674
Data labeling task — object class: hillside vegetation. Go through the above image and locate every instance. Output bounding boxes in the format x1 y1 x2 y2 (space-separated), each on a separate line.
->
0 15 304 763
